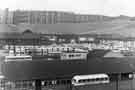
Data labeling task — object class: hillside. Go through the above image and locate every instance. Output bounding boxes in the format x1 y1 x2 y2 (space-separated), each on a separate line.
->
1 15 135 37
81 20 135 37
16 20 135 37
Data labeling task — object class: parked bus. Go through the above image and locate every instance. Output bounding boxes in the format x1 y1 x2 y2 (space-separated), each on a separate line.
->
5 55 32 62
72 74 110 86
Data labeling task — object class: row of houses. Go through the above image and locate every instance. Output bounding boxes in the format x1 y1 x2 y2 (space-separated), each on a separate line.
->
1 32 135 52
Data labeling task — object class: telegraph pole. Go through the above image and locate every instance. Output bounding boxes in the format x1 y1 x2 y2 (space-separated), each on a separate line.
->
116 73 121 90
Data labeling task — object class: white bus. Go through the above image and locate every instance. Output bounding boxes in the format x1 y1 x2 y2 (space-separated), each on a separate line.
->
72 74 110 86
5 55 32 62
60 51 88 60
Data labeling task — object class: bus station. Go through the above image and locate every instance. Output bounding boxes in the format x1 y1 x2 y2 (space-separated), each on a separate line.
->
1 57 135 90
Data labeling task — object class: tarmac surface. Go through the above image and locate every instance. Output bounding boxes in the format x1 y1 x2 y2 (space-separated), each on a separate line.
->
1 57 135 81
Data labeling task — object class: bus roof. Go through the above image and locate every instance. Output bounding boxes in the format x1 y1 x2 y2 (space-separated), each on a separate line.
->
5 55 31 58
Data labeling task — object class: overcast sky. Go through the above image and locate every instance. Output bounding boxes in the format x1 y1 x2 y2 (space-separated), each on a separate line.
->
1 0 135 16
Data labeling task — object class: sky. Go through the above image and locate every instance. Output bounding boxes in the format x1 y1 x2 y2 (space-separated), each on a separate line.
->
1 0 135 16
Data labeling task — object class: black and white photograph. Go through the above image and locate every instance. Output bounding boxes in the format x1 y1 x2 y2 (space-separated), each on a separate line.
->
0 0 135 90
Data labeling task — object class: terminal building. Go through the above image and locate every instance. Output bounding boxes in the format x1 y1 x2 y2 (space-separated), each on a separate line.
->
1 24 135 90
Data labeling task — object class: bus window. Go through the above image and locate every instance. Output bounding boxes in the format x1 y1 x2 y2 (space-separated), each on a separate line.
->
82 79 86 82
96 78 100 81
100 78 104 81
91 79 95 82
67 48 70 51
69 54 74 57
52 48 54 52
62 48 64 51
72 79 76 83
85 79 89 82
57 48 59 51
87 79 91 82
78 80 82 83
69 55 72 57
104 77 109 80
